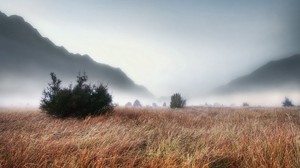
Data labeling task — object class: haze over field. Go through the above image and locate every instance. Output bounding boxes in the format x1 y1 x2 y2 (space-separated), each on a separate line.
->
0 0 300 106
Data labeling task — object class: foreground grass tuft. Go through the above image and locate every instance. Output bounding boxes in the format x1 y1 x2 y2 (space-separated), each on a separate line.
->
0 107 300 167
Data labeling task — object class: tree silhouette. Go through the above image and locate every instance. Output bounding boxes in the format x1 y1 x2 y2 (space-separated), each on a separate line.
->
133 99 142 107
170 93 186 108
125 102 132 107
40 72 113 118
242 102 249 107
163 102 167 107
282 97 294 107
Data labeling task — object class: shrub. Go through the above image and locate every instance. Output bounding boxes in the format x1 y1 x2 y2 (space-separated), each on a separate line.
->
133 99 142 107
163 102 167 107
170 93 186 108
282 97 294 107
125 102 132 107
243 102 249 107
40 72 113 118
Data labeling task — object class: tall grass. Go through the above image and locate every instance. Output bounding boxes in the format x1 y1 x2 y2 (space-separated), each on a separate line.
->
0 107 300 167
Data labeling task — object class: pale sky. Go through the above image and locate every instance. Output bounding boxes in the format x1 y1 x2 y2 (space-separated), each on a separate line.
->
1 0 300 98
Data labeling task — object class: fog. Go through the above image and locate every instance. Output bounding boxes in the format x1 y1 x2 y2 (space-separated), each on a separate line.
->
191 90 300 107
0 0 300 107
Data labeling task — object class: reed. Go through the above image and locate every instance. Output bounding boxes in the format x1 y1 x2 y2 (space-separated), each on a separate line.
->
0 107 299 167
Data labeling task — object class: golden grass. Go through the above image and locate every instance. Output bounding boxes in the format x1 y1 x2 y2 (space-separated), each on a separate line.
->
0 107 300 168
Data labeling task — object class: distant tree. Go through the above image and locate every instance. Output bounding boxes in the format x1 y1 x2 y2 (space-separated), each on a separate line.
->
243 102 249 107
133 99 142 107
282 97 294 107
125 102 132 107
163 102 167 107
170 93 186 108
152 103 158 107
40 72 113 118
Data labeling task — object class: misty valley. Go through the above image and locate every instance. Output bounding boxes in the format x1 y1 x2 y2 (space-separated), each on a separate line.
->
1 1 300 167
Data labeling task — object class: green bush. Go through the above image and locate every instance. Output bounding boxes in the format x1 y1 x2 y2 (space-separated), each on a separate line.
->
40 72 113 118
170 93 186 108
282 97 294 107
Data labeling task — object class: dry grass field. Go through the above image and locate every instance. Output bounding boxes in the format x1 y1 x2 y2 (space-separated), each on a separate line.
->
1 107 300 168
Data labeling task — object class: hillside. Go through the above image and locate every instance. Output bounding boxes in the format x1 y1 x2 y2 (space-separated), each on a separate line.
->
0 11 152 104
214 54 300 94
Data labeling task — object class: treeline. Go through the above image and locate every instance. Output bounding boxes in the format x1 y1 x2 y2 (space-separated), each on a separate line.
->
40 72 296 119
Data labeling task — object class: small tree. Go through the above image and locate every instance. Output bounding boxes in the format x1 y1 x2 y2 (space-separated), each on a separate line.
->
40 72 113 118
133 99 142 107
163 102 167 107
282 97 294 107
125 102 132 107
242 102 249 107
40 73 63 117
170 93 186 108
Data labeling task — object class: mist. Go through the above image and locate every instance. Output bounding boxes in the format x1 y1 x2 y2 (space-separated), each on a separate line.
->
0 0 300 107
191 90 300 107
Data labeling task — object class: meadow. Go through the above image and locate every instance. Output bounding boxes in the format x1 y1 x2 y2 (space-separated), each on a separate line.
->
0 107 300 168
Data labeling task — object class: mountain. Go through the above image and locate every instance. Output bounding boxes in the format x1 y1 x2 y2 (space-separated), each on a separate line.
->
0 11 152 105
214 54 300 94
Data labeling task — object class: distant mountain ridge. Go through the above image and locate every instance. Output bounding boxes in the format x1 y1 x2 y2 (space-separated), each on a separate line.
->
214 54 300 94
0 11 153 100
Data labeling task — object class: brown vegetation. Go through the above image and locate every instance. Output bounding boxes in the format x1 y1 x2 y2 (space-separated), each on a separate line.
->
1 107 300 167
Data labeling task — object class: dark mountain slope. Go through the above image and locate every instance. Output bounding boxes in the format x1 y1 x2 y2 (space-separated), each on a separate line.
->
0 11 152 100
214 54 300 94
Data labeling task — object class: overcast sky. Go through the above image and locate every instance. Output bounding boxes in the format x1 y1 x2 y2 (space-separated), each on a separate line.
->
1 0 300 97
